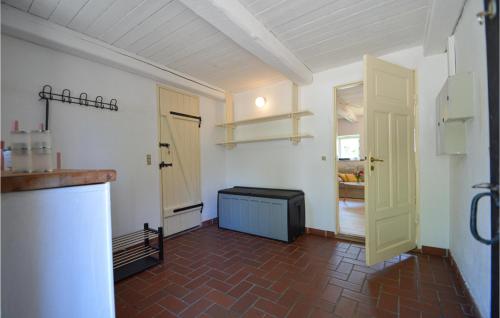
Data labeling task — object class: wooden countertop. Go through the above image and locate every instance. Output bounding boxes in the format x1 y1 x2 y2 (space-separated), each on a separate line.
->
1 169 116 193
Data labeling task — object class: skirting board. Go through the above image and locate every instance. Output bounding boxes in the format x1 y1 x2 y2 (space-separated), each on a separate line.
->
446 252 483 318
411 246 448 257
305 227 335 239
201 217 219 227
421 245 449 257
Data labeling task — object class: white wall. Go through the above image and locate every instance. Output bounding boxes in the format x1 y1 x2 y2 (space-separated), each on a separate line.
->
1 35 225 237
417 54 450 249
225 46 451 247
448 0 491 316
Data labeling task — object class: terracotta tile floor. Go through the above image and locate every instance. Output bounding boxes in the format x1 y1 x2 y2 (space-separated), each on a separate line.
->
114 225 475 318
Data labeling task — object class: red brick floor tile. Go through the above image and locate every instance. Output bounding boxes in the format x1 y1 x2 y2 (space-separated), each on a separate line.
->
183 285 211 305
398 306 421 318
164 283 190 298
152 310 178 318
246 274 273 288
243 308 266 318
205 290 236 309
136 303 165 318
249 285 280 302
204 304 235 318
377 293 398 313
206 278 232 293
287 301 314 318
278 288 301 307
254 299 289 318
180 298 213 318
158 295 188 314
310 307 334 318
114 225 478 318
321 284 342 303
228 280 253 298
334 296 357 318
231 292 258 313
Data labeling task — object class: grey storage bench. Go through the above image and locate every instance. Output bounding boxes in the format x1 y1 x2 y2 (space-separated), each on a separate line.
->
217 187 305 243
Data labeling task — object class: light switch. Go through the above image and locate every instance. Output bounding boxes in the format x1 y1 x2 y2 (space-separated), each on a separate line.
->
321 155 327 161
146 154 152 165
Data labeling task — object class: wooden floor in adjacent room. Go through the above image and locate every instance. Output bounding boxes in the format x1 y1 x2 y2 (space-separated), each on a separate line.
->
339 199 365 237
114 225 475 318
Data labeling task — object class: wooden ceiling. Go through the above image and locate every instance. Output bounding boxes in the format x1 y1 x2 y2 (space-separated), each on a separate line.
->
2 0 432 92
240 0 431 71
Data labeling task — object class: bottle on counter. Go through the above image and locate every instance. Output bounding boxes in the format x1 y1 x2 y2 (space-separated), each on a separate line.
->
31 130 53 172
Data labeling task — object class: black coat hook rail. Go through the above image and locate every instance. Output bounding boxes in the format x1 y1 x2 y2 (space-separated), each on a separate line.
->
38 85 118 130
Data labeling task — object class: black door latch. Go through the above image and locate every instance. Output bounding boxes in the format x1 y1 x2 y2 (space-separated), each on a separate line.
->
159 162 173 169
159 143 170 148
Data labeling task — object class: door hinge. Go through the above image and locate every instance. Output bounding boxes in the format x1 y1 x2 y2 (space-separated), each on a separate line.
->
159 143 170 148
170 111 202 127
172 202 204 214
159 161 173 169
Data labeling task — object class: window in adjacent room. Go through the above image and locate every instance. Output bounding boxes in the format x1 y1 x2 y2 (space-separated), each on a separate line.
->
337 134 360 160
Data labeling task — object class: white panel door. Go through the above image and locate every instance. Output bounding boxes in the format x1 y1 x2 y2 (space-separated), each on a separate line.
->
158 87 201 236
364 55 416 266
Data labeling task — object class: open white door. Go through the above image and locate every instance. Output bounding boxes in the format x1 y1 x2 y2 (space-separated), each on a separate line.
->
364 55 416 266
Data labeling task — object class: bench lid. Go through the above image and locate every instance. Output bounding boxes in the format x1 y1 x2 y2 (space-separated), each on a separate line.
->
218 186 304 200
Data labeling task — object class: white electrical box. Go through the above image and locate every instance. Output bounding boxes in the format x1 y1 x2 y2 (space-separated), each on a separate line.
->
436 72 474 155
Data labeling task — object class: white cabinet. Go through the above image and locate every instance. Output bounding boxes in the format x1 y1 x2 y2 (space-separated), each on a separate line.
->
436 73 474 155
2 183 115 318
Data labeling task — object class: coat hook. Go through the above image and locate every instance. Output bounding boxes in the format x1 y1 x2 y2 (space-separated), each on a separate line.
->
110 99 118 111
41 84 53 100
79 93 88 106
62 89 71 103
95 96 104 108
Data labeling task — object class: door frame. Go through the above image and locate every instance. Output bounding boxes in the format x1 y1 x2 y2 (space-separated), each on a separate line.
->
482 0 499 316
156 84 201 226
332 75 421 246
333 80 365 241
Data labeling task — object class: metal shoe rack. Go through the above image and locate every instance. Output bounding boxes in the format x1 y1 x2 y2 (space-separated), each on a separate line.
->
112 223 163 282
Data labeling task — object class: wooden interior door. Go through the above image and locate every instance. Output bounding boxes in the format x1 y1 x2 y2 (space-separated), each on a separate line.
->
158 87 202 236
364 55 416 265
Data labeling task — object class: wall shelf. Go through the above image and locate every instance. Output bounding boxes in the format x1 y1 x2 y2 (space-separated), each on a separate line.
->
216 134 313 146
217 84 313 148
216 110 313 127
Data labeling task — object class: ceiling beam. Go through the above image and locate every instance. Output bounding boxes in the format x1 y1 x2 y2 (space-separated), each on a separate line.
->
178 0 313 85
1 5 226 101
423 0 467 56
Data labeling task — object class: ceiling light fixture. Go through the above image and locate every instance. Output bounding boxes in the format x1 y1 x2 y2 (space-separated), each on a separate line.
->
255 96 266 108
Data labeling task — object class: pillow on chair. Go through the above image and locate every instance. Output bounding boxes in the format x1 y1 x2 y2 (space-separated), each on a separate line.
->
345 173 357 182
338 173 347 182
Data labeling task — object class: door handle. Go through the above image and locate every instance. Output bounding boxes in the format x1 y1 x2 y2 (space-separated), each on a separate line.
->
470 192 499 245
159 162 173 169
370 157 384 163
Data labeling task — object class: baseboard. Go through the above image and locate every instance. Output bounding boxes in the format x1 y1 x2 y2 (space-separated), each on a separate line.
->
305 227 335 239
335 233 365 244
447 252 483 318
421 245 449 257
201 217 218 227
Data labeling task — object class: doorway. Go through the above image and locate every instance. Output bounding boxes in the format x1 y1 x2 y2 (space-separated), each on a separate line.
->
334 82 366 239
332 56 417 266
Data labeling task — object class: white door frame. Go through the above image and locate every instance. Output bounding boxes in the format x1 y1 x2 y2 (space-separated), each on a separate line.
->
332 78 421 247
